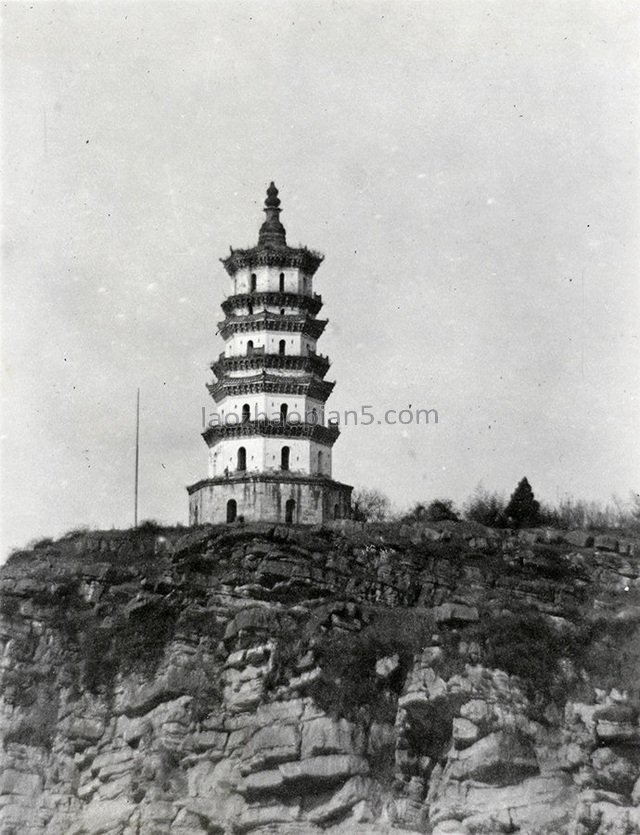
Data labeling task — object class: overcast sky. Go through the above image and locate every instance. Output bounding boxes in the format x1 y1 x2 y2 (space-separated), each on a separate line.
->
2 1 639 554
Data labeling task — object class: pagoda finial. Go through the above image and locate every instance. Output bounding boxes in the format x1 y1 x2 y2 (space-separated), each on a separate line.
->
265 182 281 209
258 181 287 248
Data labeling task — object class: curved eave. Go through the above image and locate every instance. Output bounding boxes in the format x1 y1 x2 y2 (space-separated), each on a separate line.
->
221 292 323 317
221 245 324 277
201 420 340 446
211 353 331 380
206 373 336 403
218 314 328 341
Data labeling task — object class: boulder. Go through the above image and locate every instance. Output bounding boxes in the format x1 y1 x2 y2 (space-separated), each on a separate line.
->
465 813 513 833
460 699 492 726
594 535 619 552
595 719 639 745
518 530 543 545
224 607 277 641
399 676 448 727
591 746 639 795
241 724 300 774
367 721 396 759
139 799 175 826
376 653 400 680
66 799 136 835
235 799 302 832
171 807 212 834
65 718 105 744
564 531 595 548
452 718 479 749
306 775 373 823
240 768 285 795
0 768 43 796
301 717 361 759
432 821 466 834
468 537 490 551
446 731 539 785
579 788 628 805
434 603 479 624
96 775 130 801
189 730 228 756
619 539 638 557
431 774 575 834
576 799 640 835
279 754 369 785
91 747 136 782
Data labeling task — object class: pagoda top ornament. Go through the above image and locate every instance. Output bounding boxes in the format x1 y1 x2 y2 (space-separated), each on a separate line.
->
221 183 324 276
258 182 287 248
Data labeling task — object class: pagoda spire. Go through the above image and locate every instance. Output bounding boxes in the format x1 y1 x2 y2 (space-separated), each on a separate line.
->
258 181 287 248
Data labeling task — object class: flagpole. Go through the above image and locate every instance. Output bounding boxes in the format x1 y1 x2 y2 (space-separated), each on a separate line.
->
134 388 140 528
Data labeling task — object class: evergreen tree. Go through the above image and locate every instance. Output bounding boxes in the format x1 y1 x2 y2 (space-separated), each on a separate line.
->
505 477 541 528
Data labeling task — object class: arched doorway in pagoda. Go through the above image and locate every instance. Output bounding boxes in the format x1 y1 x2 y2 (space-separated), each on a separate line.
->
285 499 295 524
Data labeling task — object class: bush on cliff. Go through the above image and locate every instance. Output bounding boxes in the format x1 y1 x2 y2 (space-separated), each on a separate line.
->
463 485 507 527
308 607 434 722
403 499 460 523
476 611 575 705
579 619 640 697
82 601 177 692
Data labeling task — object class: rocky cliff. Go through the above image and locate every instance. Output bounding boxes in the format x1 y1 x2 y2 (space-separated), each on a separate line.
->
1 521 639 835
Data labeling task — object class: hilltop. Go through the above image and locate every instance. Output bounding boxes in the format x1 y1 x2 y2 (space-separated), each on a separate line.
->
1 520 639 834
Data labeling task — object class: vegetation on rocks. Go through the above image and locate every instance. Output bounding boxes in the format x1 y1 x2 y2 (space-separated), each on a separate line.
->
1 520 640 834
351 481 640 536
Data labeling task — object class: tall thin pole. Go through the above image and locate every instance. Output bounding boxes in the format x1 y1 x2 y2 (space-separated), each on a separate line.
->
134 388 140 528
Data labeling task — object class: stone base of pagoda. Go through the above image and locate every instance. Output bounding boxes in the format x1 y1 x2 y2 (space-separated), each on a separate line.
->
187 473 352 526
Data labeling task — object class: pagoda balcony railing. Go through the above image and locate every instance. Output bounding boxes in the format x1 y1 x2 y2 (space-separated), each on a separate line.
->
211 352 331 380
207 372 335 403
202 419 340 446
217 312 327 340
214 346 327 362
221 292 323 317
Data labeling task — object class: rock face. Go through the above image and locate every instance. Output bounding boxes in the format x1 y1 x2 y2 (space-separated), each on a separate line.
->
1 522 640 834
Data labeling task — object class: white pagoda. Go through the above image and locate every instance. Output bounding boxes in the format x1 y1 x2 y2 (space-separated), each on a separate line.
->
188 183 352 525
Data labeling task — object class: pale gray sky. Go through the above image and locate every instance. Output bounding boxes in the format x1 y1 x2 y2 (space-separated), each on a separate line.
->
2 1 639 553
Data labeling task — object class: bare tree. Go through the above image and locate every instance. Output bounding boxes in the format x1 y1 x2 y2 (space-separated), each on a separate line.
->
352 488 391 522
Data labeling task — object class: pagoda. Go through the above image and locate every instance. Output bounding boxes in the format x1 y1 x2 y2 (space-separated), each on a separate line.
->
187 183 352 525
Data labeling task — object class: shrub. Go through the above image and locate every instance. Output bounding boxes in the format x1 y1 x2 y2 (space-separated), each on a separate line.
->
404 499 459 523
82 602 177 692
4 720 55 751
3 696 58 751
476 611 582 707
425 499 459 522
136 519 163 533
578 620 640 697
31 537 54 550
539 493 640 533
309 608 434 722
60 526 90 540
463 485 507 527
